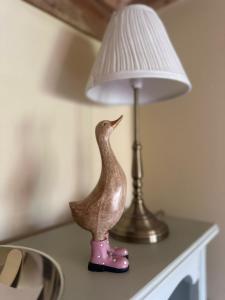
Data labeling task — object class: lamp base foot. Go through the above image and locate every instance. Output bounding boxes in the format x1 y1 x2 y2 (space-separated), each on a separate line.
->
110 202 169 244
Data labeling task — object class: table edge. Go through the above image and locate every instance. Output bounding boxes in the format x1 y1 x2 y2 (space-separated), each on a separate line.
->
131 224 219 300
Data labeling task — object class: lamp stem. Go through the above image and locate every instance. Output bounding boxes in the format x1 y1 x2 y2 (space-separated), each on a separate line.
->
133 87 139 143
132 87 143 205
110 81 169 243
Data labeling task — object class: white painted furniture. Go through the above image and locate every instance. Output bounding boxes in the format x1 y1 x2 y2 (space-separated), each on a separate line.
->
12 216 218 300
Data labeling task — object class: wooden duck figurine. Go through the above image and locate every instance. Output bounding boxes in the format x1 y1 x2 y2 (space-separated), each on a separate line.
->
69 116 129 273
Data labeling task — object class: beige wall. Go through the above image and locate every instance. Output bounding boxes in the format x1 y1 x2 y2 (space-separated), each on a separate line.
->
141 0 225 299
0 0 132 241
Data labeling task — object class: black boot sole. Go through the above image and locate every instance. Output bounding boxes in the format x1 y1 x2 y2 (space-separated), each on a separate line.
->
88 262 129 273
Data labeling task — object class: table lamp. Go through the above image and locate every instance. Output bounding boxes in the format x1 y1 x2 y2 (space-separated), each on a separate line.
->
85 4 192 243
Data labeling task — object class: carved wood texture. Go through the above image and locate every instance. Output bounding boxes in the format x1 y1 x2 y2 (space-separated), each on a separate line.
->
22 0 177 40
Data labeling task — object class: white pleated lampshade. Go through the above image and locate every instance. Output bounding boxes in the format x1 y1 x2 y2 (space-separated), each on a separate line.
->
86 4 191 105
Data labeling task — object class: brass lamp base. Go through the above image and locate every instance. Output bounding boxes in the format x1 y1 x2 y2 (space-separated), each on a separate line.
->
110 201 169 244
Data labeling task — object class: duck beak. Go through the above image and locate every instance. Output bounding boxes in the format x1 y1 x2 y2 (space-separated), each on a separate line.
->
110 115 123 129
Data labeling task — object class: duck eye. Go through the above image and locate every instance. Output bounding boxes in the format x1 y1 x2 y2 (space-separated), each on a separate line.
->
103 122 107 126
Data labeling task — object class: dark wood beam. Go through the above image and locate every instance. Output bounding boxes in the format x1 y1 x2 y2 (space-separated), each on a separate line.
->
22 0 178 40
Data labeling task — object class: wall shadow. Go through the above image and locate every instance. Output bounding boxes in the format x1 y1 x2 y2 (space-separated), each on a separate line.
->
4 119 42 236
42 29 102 222
43 29 100 106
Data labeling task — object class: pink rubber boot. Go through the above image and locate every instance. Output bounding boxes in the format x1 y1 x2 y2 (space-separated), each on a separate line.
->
105 233 129 258
88 239 129 273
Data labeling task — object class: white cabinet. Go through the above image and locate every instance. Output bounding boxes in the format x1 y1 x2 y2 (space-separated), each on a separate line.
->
13 216 218 300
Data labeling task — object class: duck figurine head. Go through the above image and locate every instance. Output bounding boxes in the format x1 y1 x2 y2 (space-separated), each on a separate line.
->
95 115 123 143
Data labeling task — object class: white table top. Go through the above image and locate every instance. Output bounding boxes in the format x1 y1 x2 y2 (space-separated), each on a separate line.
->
11 216 218 300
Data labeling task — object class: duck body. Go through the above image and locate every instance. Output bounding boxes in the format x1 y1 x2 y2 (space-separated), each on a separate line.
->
69 116 127 241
